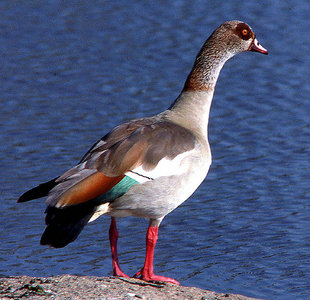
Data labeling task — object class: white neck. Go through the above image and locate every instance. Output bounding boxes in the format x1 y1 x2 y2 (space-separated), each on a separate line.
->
166 89 215 140
166 60 225 139
164 36 234 139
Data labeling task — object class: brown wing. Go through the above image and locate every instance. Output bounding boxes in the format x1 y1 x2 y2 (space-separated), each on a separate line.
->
83 118 197 174
47 117 196 208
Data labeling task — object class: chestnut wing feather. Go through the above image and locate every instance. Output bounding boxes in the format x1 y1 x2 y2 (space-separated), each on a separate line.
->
47 117 196 207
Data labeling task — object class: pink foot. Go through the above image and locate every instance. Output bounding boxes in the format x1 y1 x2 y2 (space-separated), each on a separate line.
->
133 225 180 285
133 269 180 285
109 217 130 278
113 264 130 278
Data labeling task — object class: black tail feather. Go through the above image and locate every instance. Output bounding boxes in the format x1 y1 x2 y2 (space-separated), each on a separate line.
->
40 202 97 248
18 177 59 203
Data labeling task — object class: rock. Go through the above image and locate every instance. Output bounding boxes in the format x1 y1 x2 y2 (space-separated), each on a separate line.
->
0 275 261 300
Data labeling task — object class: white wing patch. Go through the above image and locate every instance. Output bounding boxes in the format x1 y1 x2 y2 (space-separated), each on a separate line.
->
89 202 110 223
125 150 196 183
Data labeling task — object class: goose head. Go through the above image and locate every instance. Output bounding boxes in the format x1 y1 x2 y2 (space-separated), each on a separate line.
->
206 20 268 58
182 20 268 92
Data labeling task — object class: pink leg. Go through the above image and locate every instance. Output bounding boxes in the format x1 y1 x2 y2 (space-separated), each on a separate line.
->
133 225 180 285
109 217 129 278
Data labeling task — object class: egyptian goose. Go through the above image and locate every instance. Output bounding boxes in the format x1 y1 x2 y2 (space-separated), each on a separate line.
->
18 21 267 284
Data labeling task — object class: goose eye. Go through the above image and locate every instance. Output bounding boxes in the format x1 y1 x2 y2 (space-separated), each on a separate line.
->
242 29 248 36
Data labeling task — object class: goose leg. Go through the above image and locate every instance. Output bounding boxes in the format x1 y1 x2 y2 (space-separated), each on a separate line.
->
133 224 179 285
109 217 129 278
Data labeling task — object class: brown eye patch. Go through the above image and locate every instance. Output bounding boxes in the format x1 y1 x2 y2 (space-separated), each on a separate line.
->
235 23 252 40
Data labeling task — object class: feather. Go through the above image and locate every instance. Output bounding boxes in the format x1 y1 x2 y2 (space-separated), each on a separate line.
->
40 202 96 248
18 177 59 203
48 171 124 208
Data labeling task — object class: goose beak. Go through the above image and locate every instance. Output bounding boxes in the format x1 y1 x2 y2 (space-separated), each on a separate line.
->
250 37 268 55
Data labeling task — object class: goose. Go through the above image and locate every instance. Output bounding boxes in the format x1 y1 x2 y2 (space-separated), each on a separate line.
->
18 20 267 285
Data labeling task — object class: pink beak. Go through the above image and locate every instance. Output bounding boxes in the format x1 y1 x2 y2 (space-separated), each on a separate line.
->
250 37 268 55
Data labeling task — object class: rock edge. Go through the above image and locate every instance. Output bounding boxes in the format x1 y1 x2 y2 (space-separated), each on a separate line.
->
0 275 261 300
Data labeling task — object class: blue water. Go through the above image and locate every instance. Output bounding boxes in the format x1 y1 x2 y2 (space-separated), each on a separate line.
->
1 1 310 299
